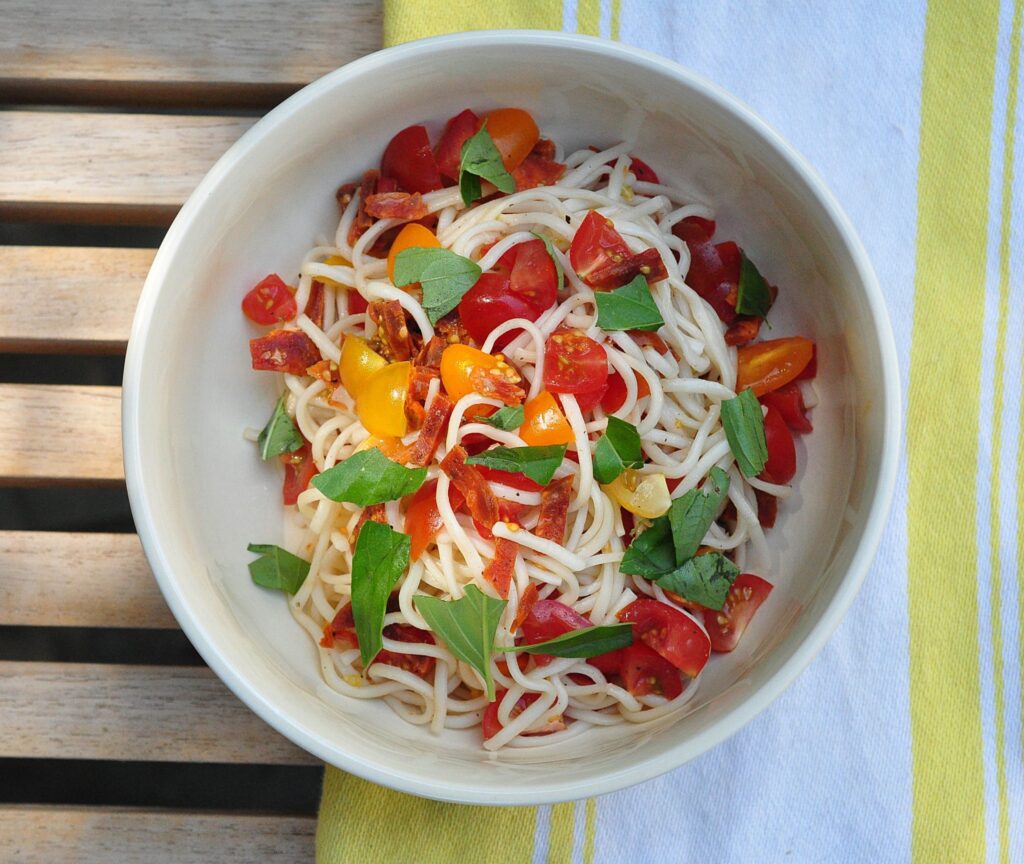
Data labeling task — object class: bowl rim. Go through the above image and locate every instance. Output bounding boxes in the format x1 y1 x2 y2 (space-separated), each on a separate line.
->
122 29 902 805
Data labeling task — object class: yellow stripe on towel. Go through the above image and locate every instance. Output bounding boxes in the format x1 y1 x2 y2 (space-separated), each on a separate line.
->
382 0 564 47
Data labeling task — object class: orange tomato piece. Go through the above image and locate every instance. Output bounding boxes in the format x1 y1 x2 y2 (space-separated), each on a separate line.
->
521 390 574 446
439 344 502 404
736 337 815 396
387 223 440 283
484 108 540 172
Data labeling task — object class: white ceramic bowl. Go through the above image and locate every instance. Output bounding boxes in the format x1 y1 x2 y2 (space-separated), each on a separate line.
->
123 31 900 804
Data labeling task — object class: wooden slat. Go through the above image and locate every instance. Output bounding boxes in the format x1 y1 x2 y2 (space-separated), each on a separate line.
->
0 246 152 353
0 806 315 863
1 0 381 105
0 531 175 628
0 661 319 765
0 111 254 223
0 384 122 484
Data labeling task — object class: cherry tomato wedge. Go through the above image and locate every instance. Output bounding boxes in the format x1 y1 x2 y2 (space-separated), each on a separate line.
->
543 331 608 396
375 623 436 676
620 643 683 699
476 465 543 492
600 371 651 414
760 406 797 484
673 215 716 244
509 239 558 314
760 383 812 433
483 691 548 740
380 124 443 194
484 108 540 172
703 574 773 652
458 272 538 348
629 157 659 184
617 598 711 678
736 337 815 396
387 223 440 282
242 274 296 325
435 108 479 182
521 391 574 446
281 443 317 505
520 598 591 666
569 211 631 287
404 480 443 561
795 344 818 380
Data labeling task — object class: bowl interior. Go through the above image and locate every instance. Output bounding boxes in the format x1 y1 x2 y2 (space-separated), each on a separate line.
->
125 33 895 804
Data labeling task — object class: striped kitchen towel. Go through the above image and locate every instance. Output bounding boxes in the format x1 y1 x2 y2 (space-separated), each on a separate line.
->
317 1 1024 861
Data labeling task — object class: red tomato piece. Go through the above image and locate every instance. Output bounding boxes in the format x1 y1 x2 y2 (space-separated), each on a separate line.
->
673 215 716 244
250 329 320 374
755 488 778 528
509 239 558 314
617 598 711 678
404 478 465 560
620 643 684 699
629 157 659 184
585 247 668 291
673 218 740 322
760 383 812 433
281 444 317 505
795 344 818 380
543 331 609 395
760 406 797 484
320 603 356 648
380 124 443 194
520 598 591 666
588 646 626 676
476 465 543 492
569 211 631 287
601 372 628 414
458 272 538 348
703 574 773 652
242 274 296 325
482 691 545 740
347 290 369 315
376 623 436 676
435 108 479 182
569 385 607 414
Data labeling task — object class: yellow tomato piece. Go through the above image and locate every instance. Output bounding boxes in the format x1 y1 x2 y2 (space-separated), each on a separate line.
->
521 391 574 446
603 470 671 519
357 362 411 437
353 434 403 459
387 223 441 283
439 344 502 404
339 335 387 397
317 254 352 287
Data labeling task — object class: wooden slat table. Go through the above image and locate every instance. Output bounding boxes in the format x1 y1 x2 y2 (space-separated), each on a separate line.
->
0 3 382 859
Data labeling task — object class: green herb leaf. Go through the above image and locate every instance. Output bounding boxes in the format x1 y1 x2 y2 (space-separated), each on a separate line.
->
415 584 507 701
350 521 410 669
655 552 740 611
393 247 482 324
721 388 768 477
482 405 524 431
247 543 310 595
531 231 565 293
735 251 772 319
459 124 516 206
668 466 730 564
595 274 665 332
257 395 303 461
502 623 633 658
465 444 567 486
592 416 644 484
311 448 427 505
619 516 676 578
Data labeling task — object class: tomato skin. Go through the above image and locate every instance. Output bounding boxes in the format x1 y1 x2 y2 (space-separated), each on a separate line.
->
703 573 773 652
795 344 818 380
482 691 541 740
375 623 436 676
629 157 659 184
760 406 797 484
520 599 591 667
600 370 651 414
281 443 317 505
617 598 711 678
620 643 683 699
477 464 542 493
673 215 716 244
569 211 631 287
588 647 626 676
387 223 440 282
435 108 479 182
338 335 387 397
484 108 540 172
543 331 609 395
458 272 538 348
760 382 812 433
509 239 558 314
404 480 443 561
737 337 815 396
673 216 740 322
356 361 410 437
521 391 574 447
380 124 443 194
242 274 296 325
347 291 369 315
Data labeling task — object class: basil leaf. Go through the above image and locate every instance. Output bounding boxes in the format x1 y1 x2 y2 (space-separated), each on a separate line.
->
655 551 740 611
619 516 676 577
735 251 772 319
503 623 633 658
483 405 524 431
351 521 410 669
668 466 730 564
393 247 482 324
312 448 426 505
465 444 567 486
257 395 303 461
592 416 644 484
595 274 665 332
415 584 507 701
531 231 565 293
459 124 516 206
721 388 768 477
247 543 310 595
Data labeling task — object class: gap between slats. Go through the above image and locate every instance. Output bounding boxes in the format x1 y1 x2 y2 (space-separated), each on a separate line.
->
0 805 315 863
0 661 319 765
